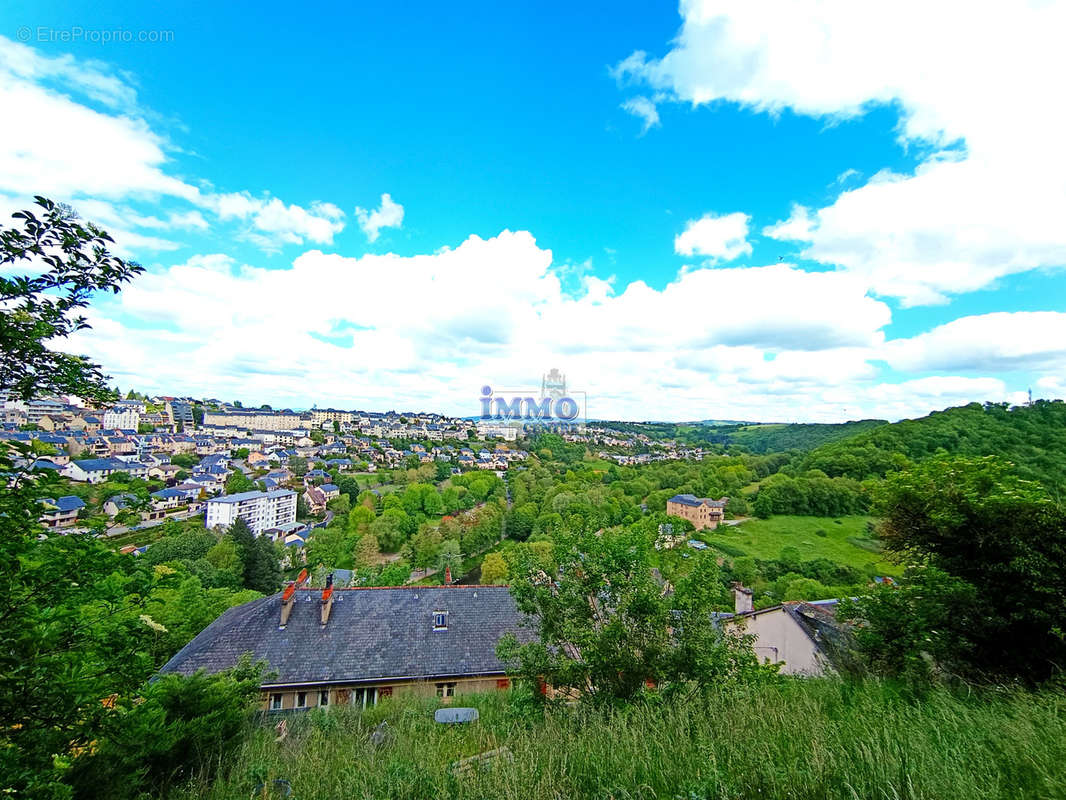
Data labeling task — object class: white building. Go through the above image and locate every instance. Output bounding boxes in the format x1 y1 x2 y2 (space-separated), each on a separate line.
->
205 489 297 536
103 406 141 431
476 420 518 441
62 457 149 483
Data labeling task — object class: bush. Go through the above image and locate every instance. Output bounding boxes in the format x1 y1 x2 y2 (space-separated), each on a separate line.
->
68 658 264 799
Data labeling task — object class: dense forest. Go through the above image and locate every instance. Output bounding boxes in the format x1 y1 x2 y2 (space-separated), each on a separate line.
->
802 401 1066 495
710 419 887 453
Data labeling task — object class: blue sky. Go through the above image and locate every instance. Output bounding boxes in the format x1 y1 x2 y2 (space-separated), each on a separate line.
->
3 1 1066 420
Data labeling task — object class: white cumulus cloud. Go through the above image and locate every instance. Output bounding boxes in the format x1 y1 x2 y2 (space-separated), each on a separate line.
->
675 212 751 261
355 193 404 242
616 0 1066 305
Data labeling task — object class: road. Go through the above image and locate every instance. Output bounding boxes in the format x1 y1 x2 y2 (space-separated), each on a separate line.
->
101 508 204 538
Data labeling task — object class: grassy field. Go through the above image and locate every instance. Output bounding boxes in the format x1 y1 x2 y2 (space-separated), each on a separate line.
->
172 680 1066 800
704 515 901 575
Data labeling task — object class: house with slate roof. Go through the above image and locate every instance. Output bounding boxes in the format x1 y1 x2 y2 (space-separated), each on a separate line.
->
665 494 729 531
159 585 528 711
38 495 86 528
724 586 847 676
62 457 149 483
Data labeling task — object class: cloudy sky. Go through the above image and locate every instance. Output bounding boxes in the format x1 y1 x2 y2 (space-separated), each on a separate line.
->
3 1 1066 421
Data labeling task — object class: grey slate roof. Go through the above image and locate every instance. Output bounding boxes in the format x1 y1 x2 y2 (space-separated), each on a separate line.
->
668 493 727 508
159 585 530 686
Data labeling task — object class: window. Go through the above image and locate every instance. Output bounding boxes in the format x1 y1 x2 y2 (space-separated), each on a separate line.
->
433 611 448 631
296 691 307 708
318 690 329 706
353 687 377 709
436 682 456 698
270 693 283 710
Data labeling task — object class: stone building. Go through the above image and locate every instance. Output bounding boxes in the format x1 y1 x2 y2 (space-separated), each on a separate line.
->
665 494 728 531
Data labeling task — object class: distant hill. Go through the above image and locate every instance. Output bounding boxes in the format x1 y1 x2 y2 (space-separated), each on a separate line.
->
802 400 1066 494
710 419 888 453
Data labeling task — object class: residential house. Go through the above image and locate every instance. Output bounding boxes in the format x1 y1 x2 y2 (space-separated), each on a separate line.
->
319 484 340 501
104 493 141 517
159 585 527 711
150 487 187 511
725 586 845 676
62 457 149 483
38 495 86 528
149 463 184 482
304 485 327 513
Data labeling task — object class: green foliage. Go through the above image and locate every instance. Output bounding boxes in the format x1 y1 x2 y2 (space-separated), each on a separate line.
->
851 456 1066 683
227 518 282 594
500 523 764 703
714 419 888 453
752 472 869 517
67 657 265 799
0 197 143 401
224 469 255 495
804 401 1066 493
840 566 978 686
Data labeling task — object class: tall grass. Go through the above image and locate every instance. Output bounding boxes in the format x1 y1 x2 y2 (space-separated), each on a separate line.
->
173 679 1066 799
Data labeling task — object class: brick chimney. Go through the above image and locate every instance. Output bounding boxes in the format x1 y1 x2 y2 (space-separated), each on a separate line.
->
279 568 308 628
445 566 452 584
320 573 335 626
733 583 754 614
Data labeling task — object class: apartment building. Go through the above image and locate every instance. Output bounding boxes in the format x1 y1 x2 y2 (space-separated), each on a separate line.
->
205 489 297 536
203 410 301 431
310 409 353 427
103 406 141 431
475 421 518 441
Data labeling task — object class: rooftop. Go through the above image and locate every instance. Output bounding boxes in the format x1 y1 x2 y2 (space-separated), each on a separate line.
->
159 585 527 686
206 489 296 504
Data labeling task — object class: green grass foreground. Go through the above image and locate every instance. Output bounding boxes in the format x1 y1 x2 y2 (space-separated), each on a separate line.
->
172 679 1066 800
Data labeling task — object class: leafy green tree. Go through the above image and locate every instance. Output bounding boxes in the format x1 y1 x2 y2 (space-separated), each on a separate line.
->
480 551 509 584
354 533 380 568
847 455 1066 683
0 198 143 401
224 469 255 495
0 199 154 795
840 565 977 686
731 556 759 586
376 561 410 586
371 508 412 552
296 492 311 520
225 518 279 593
246 536 282 594
782 577 829 601
206 536 243 584
67 657 265 800
327 494 351 515
347 504 375 534
498 525 764 703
